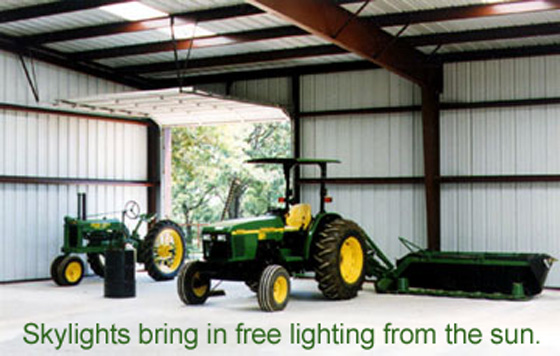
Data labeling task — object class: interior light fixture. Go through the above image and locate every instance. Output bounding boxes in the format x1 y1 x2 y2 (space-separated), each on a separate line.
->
100 1 167 21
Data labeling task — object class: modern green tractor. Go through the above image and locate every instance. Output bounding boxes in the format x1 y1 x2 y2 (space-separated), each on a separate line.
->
177 158 368 311
177 158 555 312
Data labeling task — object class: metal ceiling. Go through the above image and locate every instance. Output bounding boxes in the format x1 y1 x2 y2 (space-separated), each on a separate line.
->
0 0 558 89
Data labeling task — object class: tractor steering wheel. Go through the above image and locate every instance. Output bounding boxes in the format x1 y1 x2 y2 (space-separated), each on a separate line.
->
124 200 141 220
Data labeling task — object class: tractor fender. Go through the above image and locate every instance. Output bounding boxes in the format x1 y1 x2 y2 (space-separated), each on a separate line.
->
303 212 342 260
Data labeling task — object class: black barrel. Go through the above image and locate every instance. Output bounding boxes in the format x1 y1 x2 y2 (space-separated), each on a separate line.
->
104 249 136 298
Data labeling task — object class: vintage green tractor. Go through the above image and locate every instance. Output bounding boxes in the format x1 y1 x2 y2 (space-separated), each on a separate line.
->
177 158 555 312
50 193 186 286
177 158 368 311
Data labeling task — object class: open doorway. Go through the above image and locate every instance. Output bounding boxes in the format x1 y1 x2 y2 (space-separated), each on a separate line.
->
170 121 292 250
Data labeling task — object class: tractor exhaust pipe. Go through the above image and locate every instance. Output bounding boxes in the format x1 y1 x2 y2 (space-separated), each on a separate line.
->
77 193 87 220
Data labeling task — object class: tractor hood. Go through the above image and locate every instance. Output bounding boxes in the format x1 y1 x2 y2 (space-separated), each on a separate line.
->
203 215 284 234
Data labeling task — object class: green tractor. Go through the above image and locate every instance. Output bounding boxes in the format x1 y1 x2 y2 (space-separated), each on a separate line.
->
51 193 186 286
177 158 368 311
176 158 555 311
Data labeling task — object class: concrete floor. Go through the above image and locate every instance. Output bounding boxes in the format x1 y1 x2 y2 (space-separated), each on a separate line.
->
1 272 559 355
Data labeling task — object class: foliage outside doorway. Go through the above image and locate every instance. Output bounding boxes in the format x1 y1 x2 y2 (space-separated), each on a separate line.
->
171 122 291 246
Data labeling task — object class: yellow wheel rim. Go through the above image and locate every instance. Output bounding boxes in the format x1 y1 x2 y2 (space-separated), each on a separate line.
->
153 228 184 273
339 236 364 284
192 271 208 298
273 275 288 305
65 261 82 283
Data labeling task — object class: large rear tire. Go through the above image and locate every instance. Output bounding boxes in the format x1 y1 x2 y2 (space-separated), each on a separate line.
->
313 219 366 300
87 252 105 277
257 265 290 312
142 220 186 281
177 261 210 305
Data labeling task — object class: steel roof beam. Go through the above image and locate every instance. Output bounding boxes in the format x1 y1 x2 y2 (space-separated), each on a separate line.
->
371 0 560 27
71 27 306 60
248 0 442 90
406 22 560 47
116 44 346 74
0 0 133 24
149 61 377 88
438 43 560 62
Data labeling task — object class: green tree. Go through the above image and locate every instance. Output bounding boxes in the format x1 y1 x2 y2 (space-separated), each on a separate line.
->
171 121 291 238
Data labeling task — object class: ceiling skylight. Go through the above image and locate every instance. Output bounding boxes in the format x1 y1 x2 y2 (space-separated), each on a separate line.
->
158 24 216 39
100 2 167 21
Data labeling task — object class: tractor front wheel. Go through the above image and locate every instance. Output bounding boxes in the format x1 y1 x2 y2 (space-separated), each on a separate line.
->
50 255 66 286
142 220 186 281
52 255 85 286
257 265 290 312
177 261 210 305
313 219 366 300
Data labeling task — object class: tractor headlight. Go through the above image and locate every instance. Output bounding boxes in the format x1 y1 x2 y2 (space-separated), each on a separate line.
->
202 234 212 241
217 234 227 242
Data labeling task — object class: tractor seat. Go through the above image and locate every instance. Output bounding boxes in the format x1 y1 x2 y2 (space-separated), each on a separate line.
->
285 204 312 232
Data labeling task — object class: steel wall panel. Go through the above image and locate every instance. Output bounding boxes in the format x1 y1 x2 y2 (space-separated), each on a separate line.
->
299 69 426 263
301 113 423 178
441 56 560 286
230 77 292 108
441 183 560 286
0 49 147 281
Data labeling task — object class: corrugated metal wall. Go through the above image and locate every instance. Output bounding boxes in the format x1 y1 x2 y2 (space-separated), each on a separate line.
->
230 77 293 109
0 49 147 282
441 56 560 286
299 70 427 261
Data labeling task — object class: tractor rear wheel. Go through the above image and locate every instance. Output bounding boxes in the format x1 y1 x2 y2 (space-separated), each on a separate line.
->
313 219 366 300
257 265 290 312
142 220 186 281
177 261 210 305
87 252 105 277
86 240 106 277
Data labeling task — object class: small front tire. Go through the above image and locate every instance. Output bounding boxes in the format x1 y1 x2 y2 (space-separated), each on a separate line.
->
257 265 290 312
177 261 210 305
50 255 66 286
56 255 85 286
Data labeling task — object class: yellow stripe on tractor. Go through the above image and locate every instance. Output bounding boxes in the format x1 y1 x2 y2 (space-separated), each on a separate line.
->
232 227 285 240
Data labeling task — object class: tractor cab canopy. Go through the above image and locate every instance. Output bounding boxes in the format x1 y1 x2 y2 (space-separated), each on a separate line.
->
247 157 340 213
